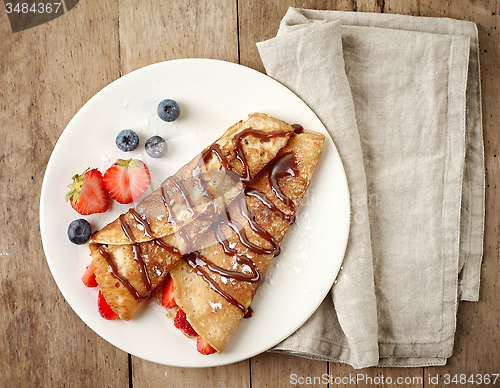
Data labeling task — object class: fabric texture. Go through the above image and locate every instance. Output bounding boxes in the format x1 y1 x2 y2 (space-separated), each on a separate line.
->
257 8 483 368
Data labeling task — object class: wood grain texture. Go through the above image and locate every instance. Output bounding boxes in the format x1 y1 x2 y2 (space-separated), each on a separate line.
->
0 1 128 386
118 0 238 75
251 352 328 387
0 0 498 386
132 359 250 388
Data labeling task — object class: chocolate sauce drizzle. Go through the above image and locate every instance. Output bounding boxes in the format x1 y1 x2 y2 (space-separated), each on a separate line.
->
99 215 153 300
154 238 181 255
129 208 154 238
160 185 194 251
98 246 147 300
101 126 301 316
245 187 295 224
269 152 299 211
183 252 253 313
203 143 231 171
233 128 291 184
169 175 199 218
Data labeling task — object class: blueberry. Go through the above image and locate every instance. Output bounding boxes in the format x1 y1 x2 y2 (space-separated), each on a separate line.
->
68 219 92 245
115 129 139 152
145 135 168 158
157 99 180 122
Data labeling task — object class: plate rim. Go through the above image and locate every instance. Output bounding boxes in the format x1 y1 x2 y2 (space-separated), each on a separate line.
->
39 58 350 367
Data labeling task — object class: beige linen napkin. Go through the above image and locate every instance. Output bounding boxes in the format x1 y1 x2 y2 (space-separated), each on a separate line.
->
257 8 483 368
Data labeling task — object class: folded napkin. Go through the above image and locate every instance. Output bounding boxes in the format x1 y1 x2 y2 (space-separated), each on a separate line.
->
257 8 483 368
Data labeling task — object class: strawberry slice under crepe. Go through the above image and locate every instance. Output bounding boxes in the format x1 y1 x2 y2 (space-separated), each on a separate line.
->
89 113 325 354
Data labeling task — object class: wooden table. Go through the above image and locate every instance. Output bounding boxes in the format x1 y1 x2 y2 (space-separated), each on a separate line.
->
1 1 498 386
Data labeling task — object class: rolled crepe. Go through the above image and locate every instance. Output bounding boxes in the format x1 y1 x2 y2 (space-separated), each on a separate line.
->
166 129 325 352
89 113 295 320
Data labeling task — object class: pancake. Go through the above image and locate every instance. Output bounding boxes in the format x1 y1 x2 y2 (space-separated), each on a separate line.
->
89 113 295 320
165 129 325 352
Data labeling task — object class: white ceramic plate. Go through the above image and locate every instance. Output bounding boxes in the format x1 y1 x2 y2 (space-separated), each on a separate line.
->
40 59 350 367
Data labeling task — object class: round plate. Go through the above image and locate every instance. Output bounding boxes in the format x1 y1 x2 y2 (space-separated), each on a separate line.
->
40 58 350 367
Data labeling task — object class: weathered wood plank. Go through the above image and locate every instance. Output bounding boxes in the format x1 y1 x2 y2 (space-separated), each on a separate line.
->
0 1 128 386
132 359 250 388
118 0 239 75
357 367 425 387
117 0 249 385
251 352 327 388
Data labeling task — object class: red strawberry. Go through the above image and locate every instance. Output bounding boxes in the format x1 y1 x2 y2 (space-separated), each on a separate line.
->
161 274 176 308
196 336 216 355
98 290 118 320
174 309 197 337
82 262 98 288
66 168 109 215
103 159 151 204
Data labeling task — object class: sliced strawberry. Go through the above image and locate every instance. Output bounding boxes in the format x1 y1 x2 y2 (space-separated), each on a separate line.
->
82 262 98 288
161 274 176 308
103 159 151 204
174 309 197 337
196 336 216 355
66 168 109 215
98 290 118 320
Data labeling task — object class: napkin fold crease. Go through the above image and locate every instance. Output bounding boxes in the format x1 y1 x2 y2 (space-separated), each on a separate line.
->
257 8 483 368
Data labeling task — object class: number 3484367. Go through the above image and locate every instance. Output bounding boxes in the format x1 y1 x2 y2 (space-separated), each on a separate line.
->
5 2 62 14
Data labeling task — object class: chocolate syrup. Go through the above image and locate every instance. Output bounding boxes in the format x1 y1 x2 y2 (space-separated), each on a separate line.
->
160 185 195 252
153 238 181 255
233 191 281 256
100 127 299 313
195 143 240 221
212 229 261 281
268 152 299 211
161 185 180 225
217 208 277 256
202 143 231 171
244 307 253 318
175 127 292 312
195 127 290 197
182 252 250 315
245 187 295 224
117 214 152 300
188 250 260 283
191 167 218 222
129 208 154 238
291 124 304 134
119 214 136 243
98 246 147 300
153 234 256 314
169 175 198 218
193 144 229 211
192 164 211 201
233 128 291 184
